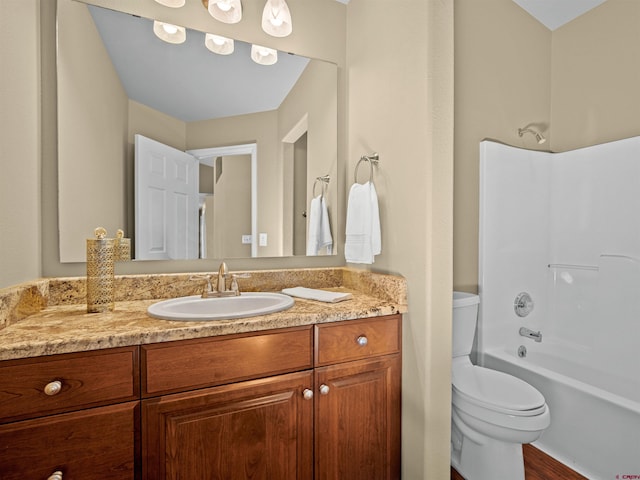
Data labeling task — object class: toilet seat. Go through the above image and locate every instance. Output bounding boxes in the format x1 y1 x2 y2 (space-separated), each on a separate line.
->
452 363 546 416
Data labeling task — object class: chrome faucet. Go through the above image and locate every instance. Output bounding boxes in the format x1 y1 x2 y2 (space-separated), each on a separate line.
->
519 327 542 343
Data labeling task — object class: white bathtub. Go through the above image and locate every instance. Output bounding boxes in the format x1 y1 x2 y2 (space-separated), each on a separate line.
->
478 139 640 479
480 346 640 479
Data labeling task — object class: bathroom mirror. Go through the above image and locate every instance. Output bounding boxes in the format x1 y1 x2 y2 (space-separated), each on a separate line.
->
57 0 338 262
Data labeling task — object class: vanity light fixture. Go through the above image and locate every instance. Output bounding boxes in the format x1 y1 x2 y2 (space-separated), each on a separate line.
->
518 126 547 144
261 0 292 37
204 0 243 24
205 33 234 55
153 20 186 44
251 44 278 65
153 0 185 7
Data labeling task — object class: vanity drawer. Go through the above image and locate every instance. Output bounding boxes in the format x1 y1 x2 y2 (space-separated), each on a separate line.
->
0 346 139 423
0 401 137 480
142 326 313 396
314 315 401 366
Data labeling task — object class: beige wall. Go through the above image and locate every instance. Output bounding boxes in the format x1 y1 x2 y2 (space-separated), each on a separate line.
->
550 0 640 152
0 0 41 288
187 110 281 257
347 0 454 478
57 0 129 262
129 100 187 151
211 155 252 258
279 60 338 256
453 0 551 293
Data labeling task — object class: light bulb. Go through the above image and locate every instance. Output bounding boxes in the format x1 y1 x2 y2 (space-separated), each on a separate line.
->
153 21 186 44
261 0 292 37
205 33 234 55
208 0 242 24
251 44 278 65
163 24 178 35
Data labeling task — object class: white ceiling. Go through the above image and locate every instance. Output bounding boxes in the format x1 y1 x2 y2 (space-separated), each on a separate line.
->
512 0 608 30
88 5 310 122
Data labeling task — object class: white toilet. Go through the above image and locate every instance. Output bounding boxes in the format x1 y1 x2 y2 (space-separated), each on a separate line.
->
451 292 550 480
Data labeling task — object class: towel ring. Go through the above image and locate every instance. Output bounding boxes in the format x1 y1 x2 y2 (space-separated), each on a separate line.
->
313 175 330 198
354 153 379 184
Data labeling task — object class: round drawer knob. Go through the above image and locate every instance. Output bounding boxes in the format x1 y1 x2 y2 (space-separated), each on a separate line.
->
48 471 63 480
44 380 62 396
319 384 330 395
302 388 314 400
356 335 368 347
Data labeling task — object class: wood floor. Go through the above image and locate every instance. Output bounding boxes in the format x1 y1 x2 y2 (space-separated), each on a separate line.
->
451 444 588 480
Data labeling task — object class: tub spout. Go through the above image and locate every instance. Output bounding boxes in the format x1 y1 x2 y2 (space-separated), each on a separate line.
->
519 327 542 343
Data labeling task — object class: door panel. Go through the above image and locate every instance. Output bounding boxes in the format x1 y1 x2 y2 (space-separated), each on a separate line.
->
135 134 199 260
143 371 313 480
315 355 401 480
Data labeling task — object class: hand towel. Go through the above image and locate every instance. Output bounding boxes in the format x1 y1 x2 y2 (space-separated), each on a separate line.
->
282 287 353 303
306 195 333 256
345 181 381 264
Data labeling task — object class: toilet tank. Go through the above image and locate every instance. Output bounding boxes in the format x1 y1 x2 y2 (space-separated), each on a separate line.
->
452 292 480 358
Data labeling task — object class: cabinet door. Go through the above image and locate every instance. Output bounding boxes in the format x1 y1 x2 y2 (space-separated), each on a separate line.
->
315 355 401 480
0 401 138 480
143 370 313 480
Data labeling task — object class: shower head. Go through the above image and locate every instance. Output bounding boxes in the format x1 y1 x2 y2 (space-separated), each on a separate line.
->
518 127 546 144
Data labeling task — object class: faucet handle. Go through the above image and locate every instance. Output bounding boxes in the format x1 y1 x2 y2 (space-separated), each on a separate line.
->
189 274 214 293
232 273 251 279
230 273 251 294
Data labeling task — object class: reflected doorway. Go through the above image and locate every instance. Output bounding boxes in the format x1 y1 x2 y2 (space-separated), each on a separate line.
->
293 133 308 256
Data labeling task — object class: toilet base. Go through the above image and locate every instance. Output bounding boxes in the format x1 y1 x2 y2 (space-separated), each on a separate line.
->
451 414 525 480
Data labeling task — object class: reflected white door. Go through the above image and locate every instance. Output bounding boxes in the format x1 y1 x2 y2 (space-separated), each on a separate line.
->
135 134 199 260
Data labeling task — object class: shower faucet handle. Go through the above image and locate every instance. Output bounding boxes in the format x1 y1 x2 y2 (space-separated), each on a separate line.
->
514 292 534 317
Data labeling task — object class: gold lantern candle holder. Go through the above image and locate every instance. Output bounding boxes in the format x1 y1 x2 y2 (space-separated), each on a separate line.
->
86 227 130 313
86 227 115 313
114 229 131 261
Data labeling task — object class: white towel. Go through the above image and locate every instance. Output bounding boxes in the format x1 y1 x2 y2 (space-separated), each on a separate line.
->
345 181 381 264
306 195 333 256
282 287 353 303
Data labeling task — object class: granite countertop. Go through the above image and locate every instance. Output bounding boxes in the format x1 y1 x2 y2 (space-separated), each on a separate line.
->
0 268 407 361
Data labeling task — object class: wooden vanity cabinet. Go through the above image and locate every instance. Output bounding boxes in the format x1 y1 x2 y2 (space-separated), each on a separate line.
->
314 316 402 480
0 314 401 479
141 315 402 480
0 346 139 479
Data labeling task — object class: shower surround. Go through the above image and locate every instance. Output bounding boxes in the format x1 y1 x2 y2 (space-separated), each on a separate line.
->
477 138 640 479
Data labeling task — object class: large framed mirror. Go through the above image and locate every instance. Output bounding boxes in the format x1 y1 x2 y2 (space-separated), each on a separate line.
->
57 0 338 262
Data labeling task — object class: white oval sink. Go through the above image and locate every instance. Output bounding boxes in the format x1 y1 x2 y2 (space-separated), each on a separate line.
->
147 292 295 321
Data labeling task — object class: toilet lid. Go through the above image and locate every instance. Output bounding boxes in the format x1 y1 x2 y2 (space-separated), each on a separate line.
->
452 365 546 415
